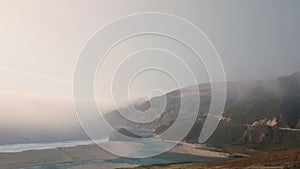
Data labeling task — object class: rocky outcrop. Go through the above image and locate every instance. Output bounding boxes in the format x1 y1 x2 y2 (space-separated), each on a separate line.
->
296 119 300 129
240 118 300 144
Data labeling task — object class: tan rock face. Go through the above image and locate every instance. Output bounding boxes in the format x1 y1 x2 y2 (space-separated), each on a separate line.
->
296 119 300 129
251 118 277 128
241 117 300 144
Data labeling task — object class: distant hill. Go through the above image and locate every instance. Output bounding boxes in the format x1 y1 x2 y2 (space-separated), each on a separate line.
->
105 71 300 149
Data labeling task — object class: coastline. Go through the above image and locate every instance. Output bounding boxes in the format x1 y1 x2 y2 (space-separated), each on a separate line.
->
0 141 228 169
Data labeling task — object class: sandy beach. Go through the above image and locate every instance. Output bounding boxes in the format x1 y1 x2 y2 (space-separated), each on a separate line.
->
0 141 228 169
169 142 228 158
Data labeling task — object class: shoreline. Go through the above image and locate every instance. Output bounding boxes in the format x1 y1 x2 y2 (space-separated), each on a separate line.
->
0 141 229 169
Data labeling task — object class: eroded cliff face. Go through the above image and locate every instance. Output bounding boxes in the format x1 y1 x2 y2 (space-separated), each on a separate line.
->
239 118 300 145
296 119 300 129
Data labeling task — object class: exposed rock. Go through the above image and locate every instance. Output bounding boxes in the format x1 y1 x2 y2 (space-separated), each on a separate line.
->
240 118 300 144
296 119 300 129
251 118 277 127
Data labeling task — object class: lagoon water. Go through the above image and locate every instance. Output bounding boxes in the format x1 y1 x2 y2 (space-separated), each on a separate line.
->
17 152 225 169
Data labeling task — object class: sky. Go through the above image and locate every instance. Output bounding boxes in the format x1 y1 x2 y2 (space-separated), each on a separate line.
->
0 0 300 131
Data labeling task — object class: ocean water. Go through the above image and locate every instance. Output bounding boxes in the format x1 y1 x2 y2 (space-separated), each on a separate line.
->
0 139 107 153
16 160 105 169
0 128 152 153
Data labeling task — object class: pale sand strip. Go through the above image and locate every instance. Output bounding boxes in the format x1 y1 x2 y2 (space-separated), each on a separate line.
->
169 142 228 158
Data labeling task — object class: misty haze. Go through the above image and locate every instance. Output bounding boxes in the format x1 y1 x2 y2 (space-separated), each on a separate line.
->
1 1 300 169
